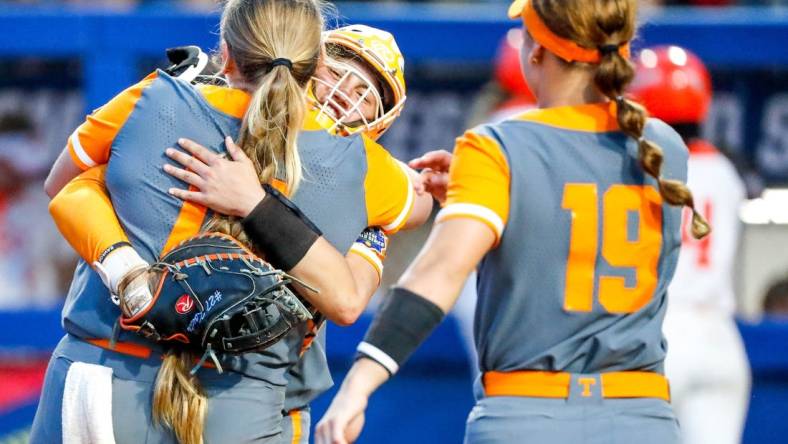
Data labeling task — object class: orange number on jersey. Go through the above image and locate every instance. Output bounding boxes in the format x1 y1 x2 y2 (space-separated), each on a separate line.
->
562 184 597 312
562 184 663 314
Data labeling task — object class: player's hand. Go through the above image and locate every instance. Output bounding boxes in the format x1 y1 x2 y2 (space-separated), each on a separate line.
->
163 136 265 218
315 390 369 444
409 150 453 205
116 266 155 318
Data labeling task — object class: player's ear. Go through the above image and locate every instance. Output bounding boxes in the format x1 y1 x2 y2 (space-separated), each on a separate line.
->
220 41 234 75
528 43 545 66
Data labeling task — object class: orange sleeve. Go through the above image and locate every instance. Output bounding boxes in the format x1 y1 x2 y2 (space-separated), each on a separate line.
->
363 137 414 234
48 166 129 264
67 72 158 170
435 130 511 244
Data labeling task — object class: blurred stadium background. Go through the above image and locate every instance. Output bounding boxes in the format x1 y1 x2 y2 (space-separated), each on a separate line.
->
1 1 788 443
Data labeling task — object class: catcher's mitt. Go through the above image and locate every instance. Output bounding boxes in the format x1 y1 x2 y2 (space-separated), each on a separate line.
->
118 232 313 362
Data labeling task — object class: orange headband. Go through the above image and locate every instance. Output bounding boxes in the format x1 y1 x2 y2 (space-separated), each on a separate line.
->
507 0 630 64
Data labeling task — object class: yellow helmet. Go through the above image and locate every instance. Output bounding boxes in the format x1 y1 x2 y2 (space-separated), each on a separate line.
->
310 24 406 140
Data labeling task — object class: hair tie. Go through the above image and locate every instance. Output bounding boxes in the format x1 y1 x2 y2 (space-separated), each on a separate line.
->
269 58 293 71
598 44 621 57
615 95 626 106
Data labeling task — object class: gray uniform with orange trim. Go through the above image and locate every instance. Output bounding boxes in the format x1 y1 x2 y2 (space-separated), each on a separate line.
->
31 70 414 443
435 103 685 443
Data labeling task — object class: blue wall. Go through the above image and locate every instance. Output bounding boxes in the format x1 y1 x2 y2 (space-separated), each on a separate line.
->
0 5 786 111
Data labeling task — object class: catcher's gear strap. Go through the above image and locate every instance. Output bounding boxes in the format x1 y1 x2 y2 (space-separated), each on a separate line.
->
242 184 322 271
356 287 444 376
164 46 209 83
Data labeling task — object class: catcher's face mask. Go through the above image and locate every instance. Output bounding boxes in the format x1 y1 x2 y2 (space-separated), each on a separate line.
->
311 56 385 136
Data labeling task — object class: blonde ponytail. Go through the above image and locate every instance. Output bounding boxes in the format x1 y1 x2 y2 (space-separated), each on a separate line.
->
535 0 710 239
151 1 324 440
238 63 306 194
201 0 324 246
153 352 207 444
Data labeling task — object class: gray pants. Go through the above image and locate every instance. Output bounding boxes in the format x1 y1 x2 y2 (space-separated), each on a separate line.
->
280 407 311 444
30 335 286 444
465 375 680 444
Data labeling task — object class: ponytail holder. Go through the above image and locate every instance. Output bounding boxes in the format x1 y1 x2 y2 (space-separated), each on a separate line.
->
615 95 627 106
269 58 293 71
598 44 622 57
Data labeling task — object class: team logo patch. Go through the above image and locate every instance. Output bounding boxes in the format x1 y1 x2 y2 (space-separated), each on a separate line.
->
175 294 195 314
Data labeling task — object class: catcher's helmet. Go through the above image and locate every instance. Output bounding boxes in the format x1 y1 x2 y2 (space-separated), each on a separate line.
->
494 28 535 103
310 24 406 140
629 45 712 124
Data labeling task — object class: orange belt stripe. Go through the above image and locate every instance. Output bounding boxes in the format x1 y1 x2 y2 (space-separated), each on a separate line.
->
87 338 152 360
85 338 216 369
483 370 670 401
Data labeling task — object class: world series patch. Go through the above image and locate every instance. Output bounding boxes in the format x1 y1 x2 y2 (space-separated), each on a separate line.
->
357 227 387 259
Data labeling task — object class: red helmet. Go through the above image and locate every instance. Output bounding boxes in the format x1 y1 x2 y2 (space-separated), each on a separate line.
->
629 45 712 124
494 28 535 103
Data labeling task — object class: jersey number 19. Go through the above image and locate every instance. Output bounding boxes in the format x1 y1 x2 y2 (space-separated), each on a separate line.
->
561 184 663 314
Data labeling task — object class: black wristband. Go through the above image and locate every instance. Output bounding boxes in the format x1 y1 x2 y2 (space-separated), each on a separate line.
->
98 241 133 264
356 287 445 375
241 184 322 271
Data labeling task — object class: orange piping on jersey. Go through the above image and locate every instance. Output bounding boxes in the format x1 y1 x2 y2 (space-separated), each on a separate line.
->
161 193 208 256
86 338 153 360
197 85 251 119
290 410 303 444
68 72 159 170
483 370 670 401
513 102 619 133
85 338 216 369
383 161 416 233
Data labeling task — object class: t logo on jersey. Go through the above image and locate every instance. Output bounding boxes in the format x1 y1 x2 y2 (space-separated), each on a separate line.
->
175 294 195 314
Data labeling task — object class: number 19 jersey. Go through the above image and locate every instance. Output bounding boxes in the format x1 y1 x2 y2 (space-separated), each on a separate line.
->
436 102 689 374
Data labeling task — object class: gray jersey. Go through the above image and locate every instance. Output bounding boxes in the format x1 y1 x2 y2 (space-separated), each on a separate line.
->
61 70 414 387
435 104 688 375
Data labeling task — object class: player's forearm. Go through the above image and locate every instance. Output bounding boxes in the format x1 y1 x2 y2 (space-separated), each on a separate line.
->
45 148 84 198
340 357 391 398
49 166 129 265
397 219 491 313
354 219 493 376
290 239 367 326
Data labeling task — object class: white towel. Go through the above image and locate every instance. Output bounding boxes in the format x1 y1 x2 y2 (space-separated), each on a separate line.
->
62 361 117 444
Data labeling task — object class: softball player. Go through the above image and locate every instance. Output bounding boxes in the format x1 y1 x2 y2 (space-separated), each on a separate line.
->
316 1 711 443
631 45 751 444
39 22 424 444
